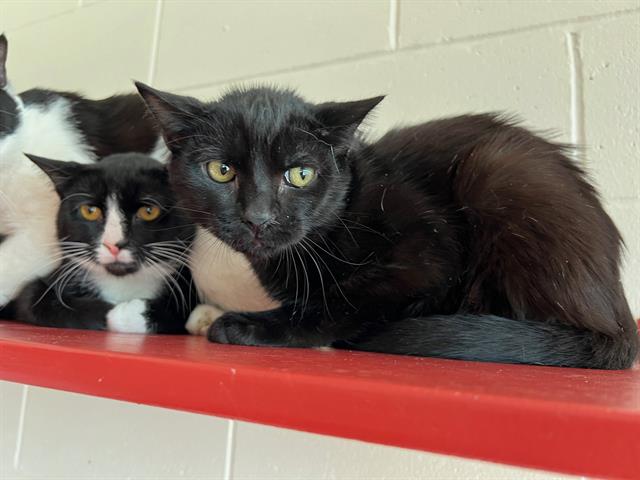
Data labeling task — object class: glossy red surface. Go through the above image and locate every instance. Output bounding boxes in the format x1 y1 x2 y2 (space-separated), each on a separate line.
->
0 320 638 479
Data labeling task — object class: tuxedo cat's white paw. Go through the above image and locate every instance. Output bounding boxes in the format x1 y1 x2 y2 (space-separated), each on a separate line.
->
107 299 149 334
186 304 224 336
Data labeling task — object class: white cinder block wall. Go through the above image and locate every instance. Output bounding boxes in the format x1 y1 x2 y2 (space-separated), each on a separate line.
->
0 1 638 479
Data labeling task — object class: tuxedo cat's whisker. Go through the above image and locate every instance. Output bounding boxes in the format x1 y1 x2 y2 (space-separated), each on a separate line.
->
55 258 93 307
149 248 192 269
145 258 187 315
172 205 213 215
33 258 87 309
60 192 94 203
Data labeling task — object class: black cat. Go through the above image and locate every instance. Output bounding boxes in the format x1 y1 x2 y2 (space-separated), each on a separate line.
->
136 82 638 369
16 153 196 334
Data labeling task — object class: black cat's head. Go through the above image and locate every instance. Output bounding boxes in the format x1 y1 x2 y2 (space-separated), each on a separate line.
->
0 34 21 139
135 82 383 258
27 153 195 277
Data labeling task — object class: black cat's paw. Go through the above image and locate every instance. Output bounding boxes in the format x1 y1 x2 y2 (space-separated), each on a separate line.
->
207 312 267 346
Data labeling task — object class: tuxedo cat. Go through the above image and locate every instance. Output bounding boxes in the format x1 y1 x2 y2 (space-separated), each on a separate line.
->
0 34 167 307
17 153 195 333
136 82 638 369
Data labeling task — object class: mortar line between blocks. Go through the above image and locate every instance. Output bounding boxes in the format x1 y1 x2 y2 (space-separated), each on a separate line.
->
173 8 638 95
146 0 164 86
223 419 236 480
13 385 29 470
388 0 400 51
566 32 587 165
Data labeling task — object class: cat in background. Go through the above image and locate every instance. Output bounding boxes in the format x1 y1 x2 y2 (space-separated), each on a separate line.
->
0 34 167 307
17 153 195 333
137 82 638 369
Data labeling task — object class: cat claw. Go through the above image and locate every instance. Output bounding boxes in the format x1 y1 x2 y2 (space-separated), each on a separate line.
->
185 304 224 336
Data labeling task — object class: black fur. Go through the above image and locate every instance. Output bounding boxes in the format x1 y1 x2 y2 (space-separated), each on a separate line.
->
137 82 638 369
0 34 158 153
16 153 196 333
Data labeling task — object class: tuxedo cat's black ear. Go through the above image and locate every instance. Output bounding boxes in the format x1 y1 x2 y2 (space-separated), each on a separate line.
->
25 154 83 197
134 81 202 153
315 96 385 136
0 34 8 89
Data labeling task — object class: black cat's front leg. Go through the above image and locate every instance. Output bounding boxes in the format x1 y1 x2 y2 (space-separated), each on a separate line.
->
207 301 363 347
17 279 111 330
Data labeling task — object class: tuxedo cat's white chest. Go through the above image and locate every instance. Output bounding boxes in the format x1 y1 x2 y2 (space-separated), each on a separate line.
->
88 266 168 305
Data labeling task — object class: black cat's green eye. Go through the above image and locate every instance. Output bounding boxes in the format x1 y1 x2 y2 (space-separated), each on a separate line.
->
284 166 317 188
207 160 236 183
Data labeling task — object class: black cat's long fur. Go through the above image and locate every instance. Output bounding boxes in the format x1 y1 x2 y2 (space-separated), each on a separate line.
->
17 153 196 333
136 82 638 369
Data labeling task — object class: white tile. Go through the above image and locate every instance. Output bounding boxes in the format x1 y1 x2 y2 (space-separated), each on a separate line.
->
580 14 640 199
154 0 390 90
5 1 157 98
0 381 24 479
399 0 639 48
604 199 640 318
186 27 571 141
0 0 78 32
15 386 227 479
232 421 573 480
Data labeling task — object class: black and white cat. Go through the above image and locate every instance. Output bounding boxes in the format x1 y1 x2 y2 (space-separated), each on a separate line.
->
0 34 167 307
136 82 638 369
17 153 195 333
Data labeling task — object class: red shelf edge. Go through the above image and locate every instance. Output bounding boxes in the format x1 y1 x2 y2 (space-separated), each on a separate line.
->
1 325 639 479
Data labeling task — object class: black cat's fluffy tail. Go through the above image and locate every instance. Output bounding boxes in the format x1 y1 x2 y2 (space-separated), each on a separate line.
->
346 314 639 369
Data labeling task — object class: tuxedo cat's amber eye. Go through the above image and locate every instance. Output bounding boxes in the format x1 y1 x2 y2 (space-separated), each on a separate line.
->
284 166 316 188
137 205 161 222
79 205 102 221
207 161 236 183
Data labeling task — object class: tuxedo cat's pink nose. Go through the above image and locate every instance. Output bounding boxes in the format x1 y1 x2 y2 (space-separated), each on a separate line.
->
103 242 120 256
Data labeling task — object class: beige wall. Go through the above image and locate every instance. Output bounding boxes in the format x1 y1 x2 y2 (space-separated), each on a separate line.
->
1 1 638 479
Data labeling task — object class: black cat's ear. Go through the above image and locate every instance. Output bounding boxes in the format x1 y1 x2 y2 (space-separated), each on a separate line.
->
315 96 385 136
134 81 203 153
25 153 83 197
0 34 8 89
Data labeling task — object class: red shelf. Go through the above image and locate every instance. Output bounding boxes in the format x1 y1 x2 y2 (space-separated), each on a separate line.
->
0 320 638 479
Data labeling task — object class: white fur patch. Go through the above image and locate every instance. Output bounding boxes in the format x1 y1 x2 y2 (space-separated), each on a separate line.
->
0 97 97 303
101 196 125 246
190 228 280 312
107 299 149 333
185 304 224 336
149 137 170 164
95 196 135 265
85 262 170 305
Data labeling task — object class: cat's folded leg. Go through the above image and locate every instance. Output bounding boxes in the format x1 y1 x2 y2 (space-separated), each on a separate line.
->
0 228 60 306
207 300 365 348
17 279 110 330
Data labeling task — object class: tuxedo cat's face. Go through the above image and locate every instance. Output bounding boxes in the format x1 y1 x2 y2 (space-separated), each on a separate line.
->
28 153 194 276
136 83 382 258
